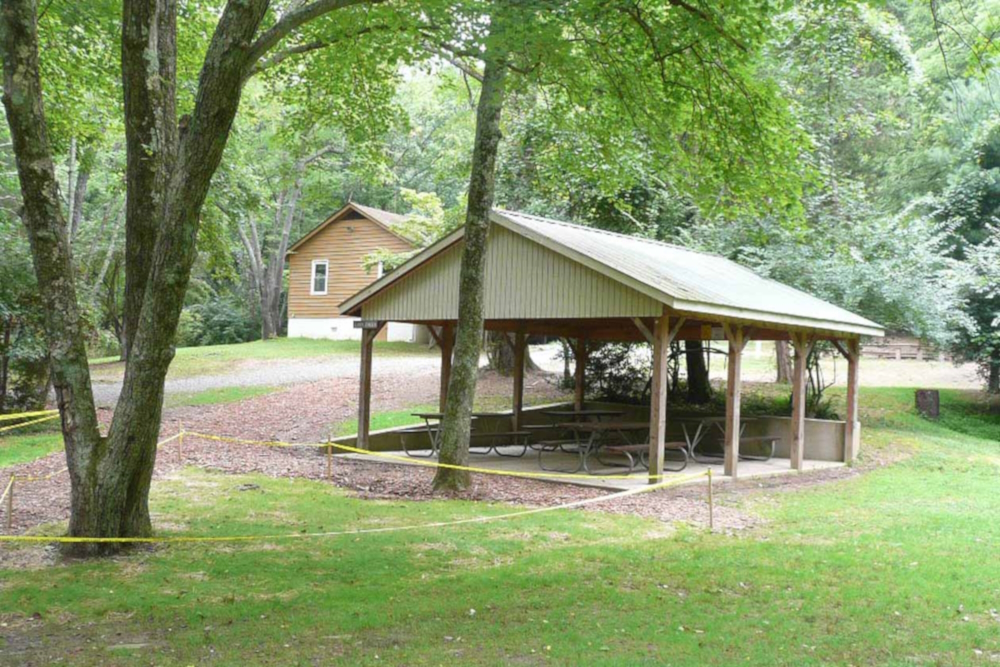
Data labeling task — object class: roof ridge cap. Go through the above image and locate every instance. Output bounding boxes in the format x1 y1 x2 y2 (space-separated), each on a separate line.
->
493 208 723 259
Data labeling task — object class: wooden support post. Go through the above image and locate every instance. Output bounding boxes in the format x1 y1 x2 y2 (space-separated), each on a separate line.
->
574 338 588 412
439 323 454 413
790 333 813 471
648 312 670 484
512 331 526 431
357 322 385 450
723 324 747 479
844 339 861 463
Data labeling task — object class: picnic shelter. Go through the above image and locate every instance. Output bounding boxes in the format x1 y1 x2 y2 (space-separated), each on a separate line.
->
339 210 885 482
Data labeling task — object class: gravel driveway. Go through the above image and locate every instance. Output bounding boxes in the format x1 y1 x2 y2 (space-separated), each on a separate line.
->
90 354 443 407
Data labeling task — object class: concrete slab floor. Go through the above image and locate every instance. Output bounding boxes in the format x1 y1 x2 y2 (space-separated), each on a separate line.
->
337 447 845 492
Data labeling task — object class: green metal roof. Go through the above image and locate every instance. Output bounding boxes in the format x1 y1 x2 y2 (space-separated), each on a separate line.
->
341 209 885 337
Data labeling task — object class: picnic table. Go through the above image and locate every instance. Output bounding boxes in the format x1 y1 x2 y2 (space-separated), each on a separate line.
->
675 416 776 462
537 421 651 474
403 412 529 458
538 408 624 421
526 408 625 454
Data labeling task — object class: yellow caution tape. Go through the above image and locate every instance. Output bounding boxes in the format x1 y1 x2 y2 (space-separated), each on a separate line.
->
0 469 708 544
10 434 179 484
185 431 693 482
0 409 59 423
0 414 60 435
15 467 68 483
156 433 181 448
189 432 304 449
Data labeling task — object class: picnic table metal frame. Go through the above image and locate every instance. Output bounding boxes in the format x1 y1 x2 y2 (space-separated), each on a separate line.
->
677 415 772 463
532 408 624 454
404 412 529 458
537 421 649 475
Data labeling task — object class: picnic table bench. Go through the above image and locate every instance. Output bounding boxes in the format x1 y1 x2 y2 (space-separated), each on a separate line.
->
531 409 625 453
602 441 688 473
736 435 779 461
537 421 650 475
402 412 530 458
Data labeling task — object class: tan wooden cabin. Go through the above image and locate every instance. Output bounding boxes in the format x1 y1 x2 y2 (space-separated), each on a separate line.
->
285 202 427 342
340 210 885 482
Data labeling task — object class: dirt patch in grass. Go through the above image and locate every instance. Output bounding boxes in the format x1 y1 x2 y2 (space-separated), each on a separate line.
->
0 544 59 572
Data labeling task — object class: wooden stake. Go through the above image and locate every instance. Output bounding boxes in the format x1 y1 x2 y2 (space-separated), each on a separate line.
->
5 474 13 532
326 439 333 479
707 469 714 532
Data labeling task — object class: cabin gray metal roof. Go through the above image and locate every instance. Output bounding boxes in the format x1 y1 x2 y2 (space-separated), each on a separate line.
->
350 202 409 229
287 202 413 254
341 209 884 337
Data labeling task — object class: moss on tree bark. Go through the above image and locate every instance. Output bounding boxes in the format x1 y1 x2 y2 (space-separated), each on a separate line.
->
433 29 508 493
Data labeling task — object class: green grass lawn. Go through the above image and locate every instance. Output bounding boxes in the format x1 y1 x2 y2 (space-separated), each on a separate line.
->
89 337 435 381
0 431 62 468
333 404 437 436
164 385 278 409
2 388 1000 665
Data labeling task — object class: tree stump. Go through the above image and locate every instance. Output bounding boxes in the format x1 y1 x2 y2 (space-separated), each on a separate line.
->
915 389 940 419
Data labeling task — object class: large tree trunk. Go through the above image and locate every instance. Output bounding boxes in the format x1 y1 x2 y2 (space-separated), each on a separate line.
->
775 340 792 384
2 0 271 553
685 340 711 404
433 35 508 493
4 0 395 552
104 0 268 543
1 0 105 544
989 360 999 394
121 0 178 362
0 316 10 411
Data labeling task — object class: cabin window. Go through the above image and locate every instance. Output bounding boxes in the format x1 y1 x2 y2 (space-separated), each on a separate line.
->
311 260 329 295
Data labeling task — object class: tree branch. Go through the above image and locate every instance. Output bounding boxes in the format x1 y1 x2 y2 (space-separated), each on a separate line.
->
246 0 385 68
423 40 483 82
665 0 747 53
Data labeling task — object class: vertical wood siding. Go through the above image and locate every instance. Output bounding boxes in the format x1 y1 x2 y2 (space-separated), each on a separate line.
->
288 216 412 319
363 225 661 320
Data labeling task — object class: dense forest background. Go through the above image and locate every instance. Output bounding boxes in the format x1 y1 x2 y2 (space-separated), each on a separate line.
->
2 0 999 412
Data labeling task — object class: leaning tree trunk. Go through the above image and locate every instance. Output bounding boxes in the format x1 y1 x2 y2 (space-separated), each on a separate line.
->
433 37 508 493
775 340 792 384
685 340 711 404
1 0 105 542
121 0 178 362
485 331 538 376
